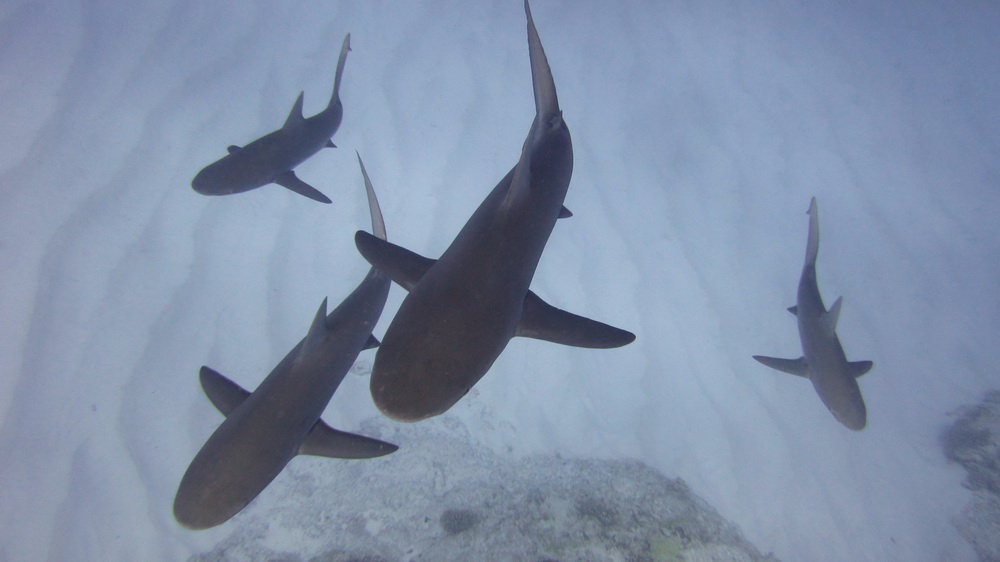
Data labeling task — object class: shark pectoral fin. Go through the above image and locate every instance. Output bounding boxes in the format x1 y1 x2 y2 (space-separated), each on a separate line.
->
516 290 636 348
226 145 242 154
354 231 435 291
274 171 332 204
752 355 809 378
325 140 336 148
558 205 572 218
848 360 873 378
283 91 305 128
299 419 399 459
363 334 380 350
198 366 251 417
787 305 798 316
823 296 842 334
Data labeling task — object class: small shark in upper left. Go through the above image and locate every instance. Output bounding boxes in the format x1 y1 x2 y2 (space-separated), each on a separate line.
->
191 34 352 204
174 153 396 530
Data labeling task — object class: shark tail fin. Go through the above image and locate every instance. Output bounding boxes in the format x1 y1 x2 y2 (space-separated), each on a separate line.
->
805 196 819 266
299 419 398 459
524 0 559 121
752 355 809 378
356 152 387 241
199 366 251 417
329 33 352 111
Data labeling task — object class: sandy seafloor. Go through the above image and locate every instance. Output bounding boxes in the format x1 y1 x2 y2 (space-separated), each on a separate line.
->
1 1 999 560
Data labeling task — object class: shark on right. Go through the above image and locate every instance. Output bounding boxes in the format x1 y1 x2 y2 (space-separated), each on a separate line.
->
753 197 873 431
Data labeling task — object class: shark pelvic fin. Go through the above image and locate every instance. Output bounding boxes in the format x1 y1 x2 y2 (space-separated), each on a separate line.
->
517 291 635 348
752 355 809 378
559 205 572 218
274 170 332 203
326 140 337 148
198 366 251 417
298 419 398 459
363 334 380 350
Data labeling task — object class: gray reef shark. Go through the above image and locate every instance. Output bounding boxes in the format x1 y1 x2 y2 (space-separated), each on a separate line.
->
753 197 873 431
354 0 635 423
174 154 395 530
191 34 352 204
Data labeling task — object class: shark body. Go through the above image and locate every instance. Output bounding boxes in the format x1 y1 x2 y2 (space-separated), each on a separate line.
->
355 0 634 423
174 155 394 530
191 35 352 203
753 197 873 430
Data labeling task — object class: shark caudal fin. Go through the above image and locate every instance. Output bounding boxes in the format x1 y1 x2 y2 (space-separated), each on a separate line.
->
328 34 352 112
525 0 559 124
356 152 386 241
503 0 570 213
805 196 819 266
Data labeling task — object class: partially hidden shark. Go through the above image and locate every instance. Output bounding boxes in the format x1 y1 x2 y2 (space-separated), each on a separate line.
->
174 154 395 530
191 34 352 204
354 0 635 423
753 197 873 430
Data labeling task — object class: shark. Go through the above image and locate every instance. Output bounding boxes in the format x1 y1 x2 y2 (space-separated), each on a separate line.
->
354 0 635 423
753 197 873 431
191 34 352 204
174 154 396 530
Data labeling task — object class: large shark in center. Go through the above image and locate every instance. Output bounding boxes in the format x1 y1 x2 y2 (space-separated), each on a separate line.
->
191 34 351 204
354 0 635 423
174 155 396 530
753 197 873 430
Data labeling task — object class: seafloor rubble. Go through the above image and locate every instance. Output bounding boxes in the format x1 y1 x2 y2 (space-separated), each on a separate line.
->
942 390 1000 562
190 420 775 562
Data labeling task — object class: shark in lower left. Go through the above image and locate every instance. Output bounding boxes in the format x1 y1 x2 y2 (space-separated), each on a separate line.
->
191 34 351 204
173 154 396 530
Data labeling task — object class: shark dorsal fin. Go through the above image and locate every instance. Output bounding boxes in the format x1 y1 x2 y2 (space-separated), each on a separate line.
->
284 92 305 128
823 296 842 334
227 145 242 154
787 305 798 316
300 298 329 355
